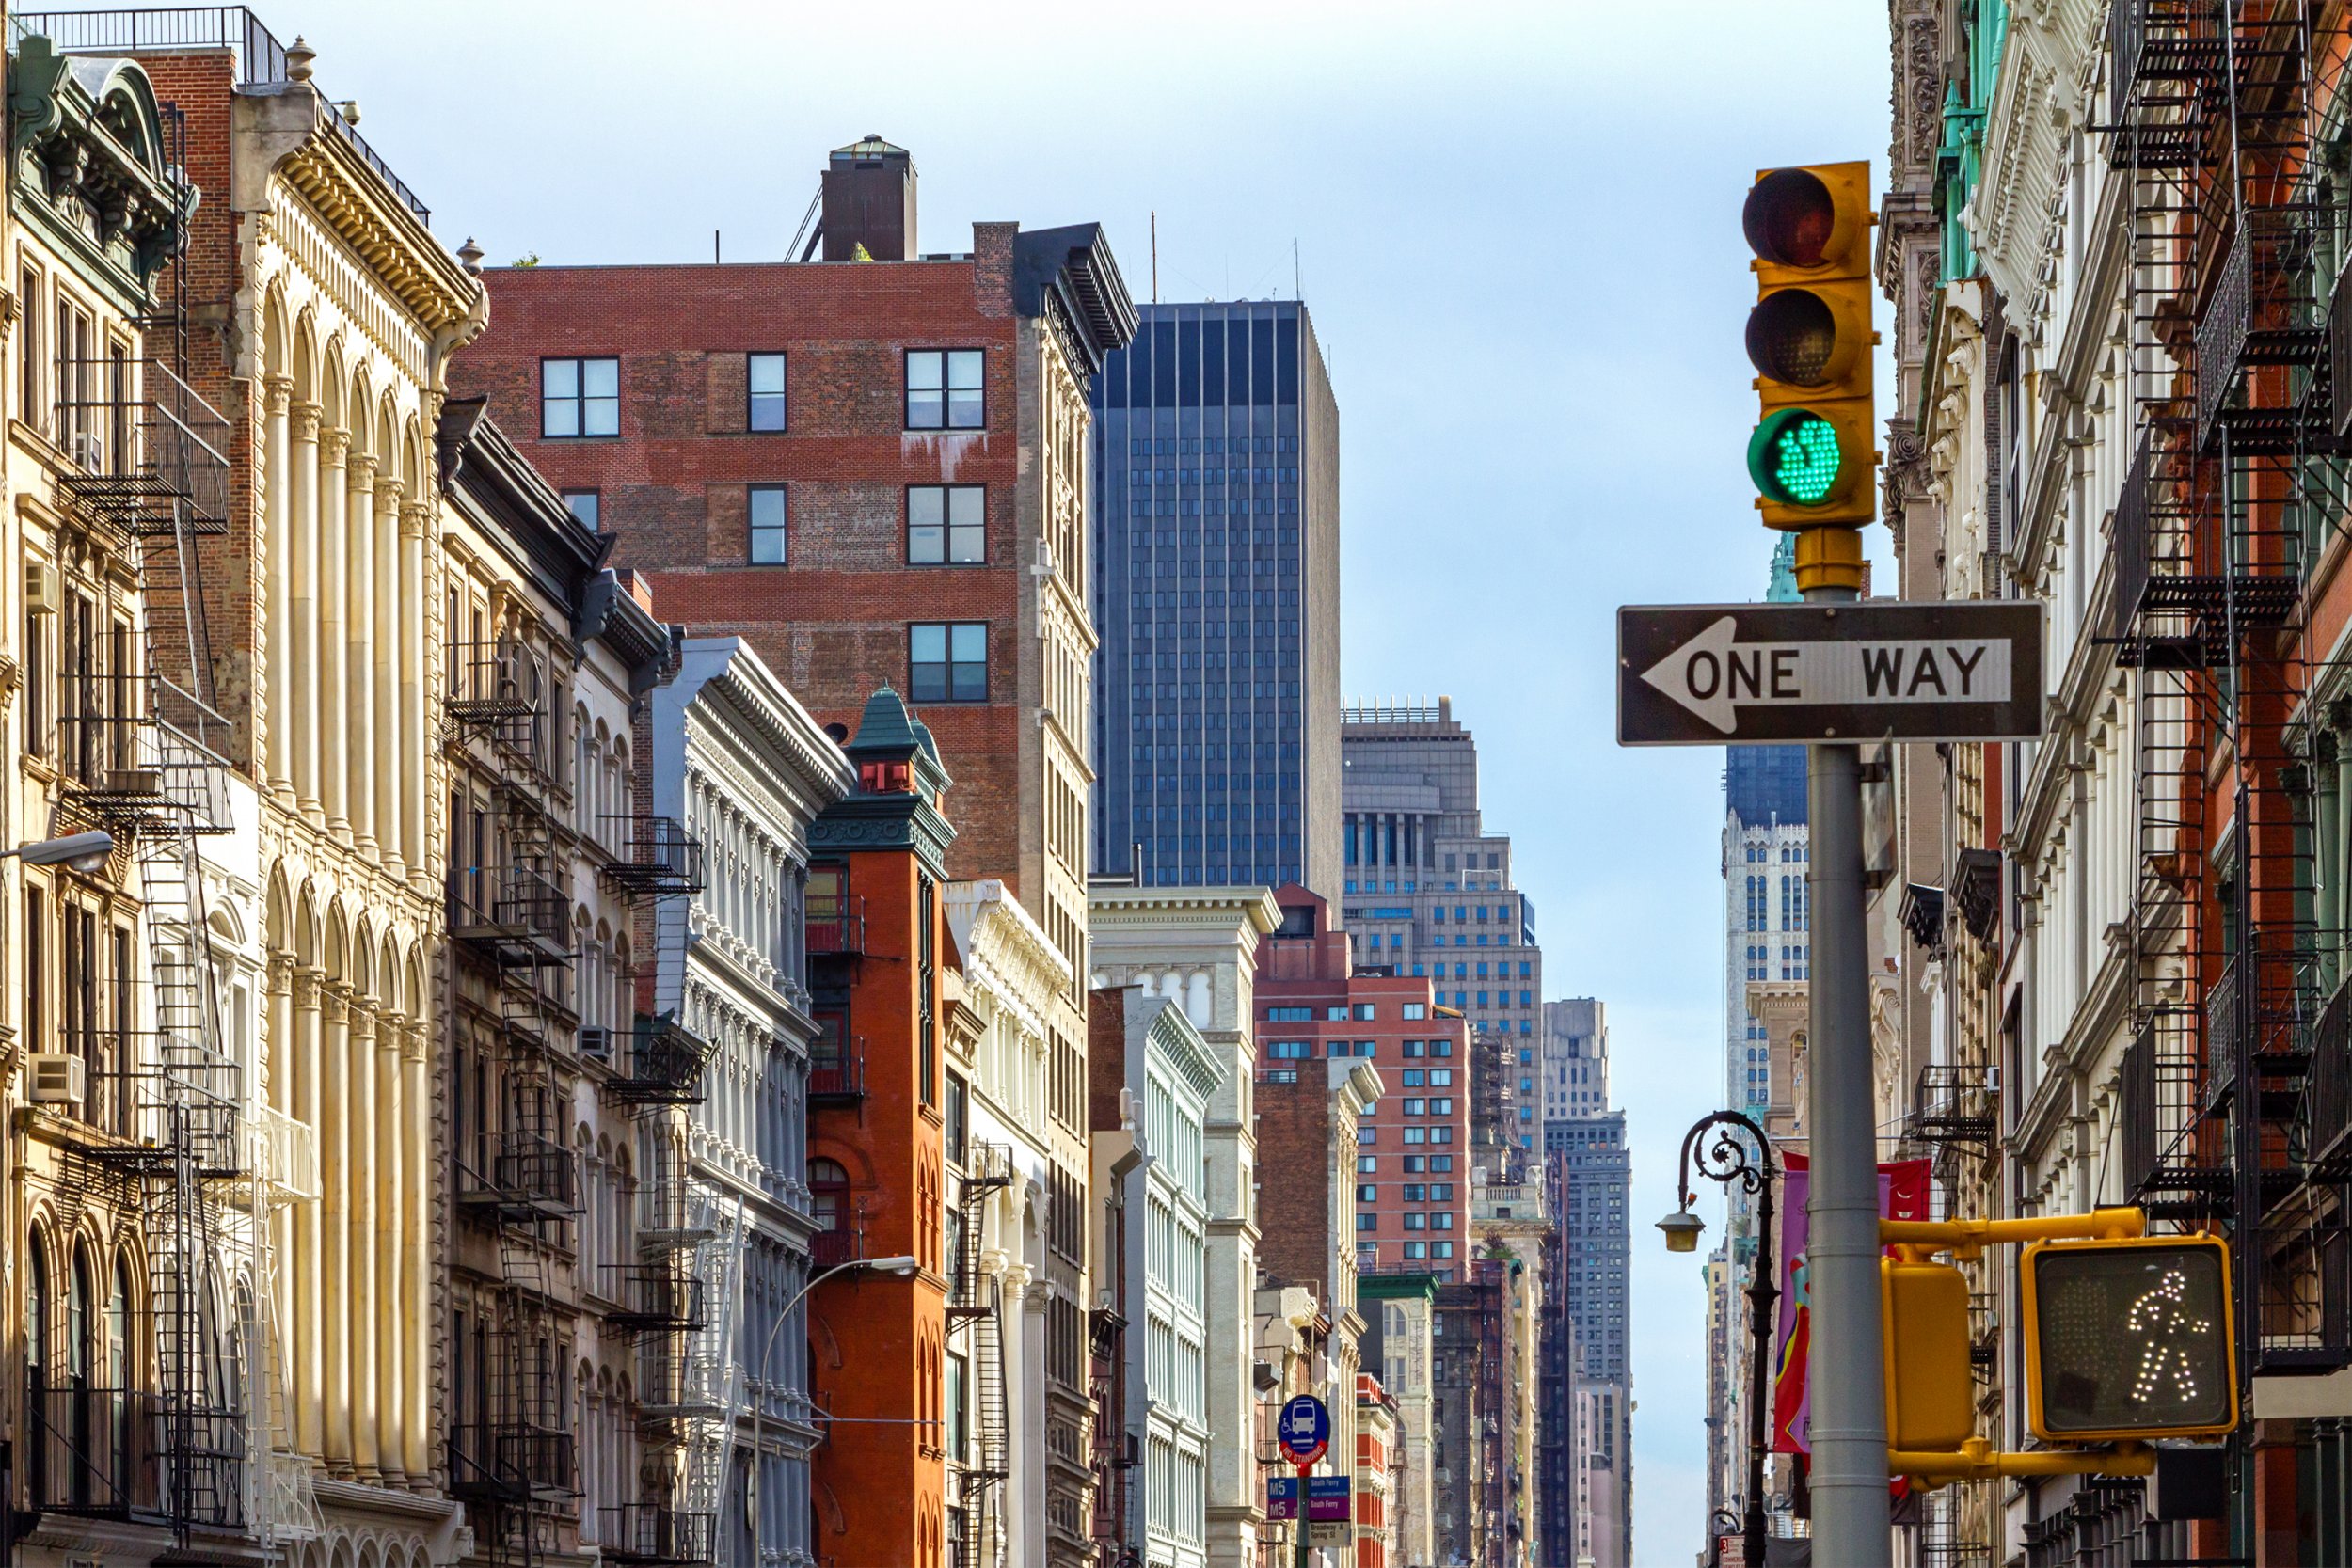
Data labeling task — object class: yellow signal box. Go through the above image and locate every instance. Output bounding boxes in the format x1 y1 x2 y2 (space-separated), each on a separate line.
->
1882 1258 1974 1452
2023 1235 2237 1444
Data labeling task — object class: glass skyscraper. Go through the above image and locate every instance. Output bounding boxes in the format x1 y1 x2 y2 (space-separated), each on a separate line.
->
1089 301 1342 894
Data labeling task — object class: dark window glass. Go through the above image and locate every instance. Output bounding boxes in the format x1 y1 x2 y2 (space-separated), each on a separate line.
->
542 356 618 438
1178 318 1200 405
748 352 787 431
909 485 985 563
1202 322 1225 407
907 349 984 430
911 622 988 703
1152 320 1177 404
749 485 787 563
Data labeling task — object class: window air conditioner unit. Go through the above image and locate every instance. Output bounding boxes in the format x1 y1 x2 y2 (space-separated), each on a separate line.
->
28 1053 85 1104
24 559 56 616
578 1026 614 1062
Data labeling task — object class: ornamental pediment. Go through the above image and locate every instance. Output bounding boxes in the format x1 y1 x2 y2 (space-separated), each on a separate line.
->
8 36 194 307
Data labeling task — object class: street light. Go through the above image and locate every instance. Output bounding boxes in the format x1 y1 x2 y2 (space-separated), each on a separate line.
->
6 832 114 872
749 1253 920 1564
1660 1111 1777 1568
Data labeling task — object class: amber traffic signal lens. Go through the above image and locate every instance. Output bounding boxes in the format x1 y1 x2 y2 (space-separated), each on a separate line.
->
1743 167 1836 266
1747 289 1839 385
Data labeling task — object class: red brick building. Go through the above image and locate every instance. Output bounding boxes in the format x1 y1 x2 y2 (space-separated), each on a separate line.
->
804 687 957 1568
1255 885 1471 1275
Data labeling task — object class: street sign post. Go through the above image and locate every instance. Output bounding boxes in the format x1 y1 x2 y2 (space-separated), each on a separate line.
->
1617 601 2044 747
1279 1395 1331 1568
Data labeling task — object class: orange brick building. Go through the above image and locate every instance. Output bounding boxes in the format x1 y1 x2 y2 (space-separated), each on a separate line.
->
804 688 956 1566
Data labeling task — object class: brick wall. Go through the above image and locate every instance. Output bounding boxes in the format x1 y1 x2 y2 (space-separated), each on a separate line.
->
1254 1075 1335 1300
451 256 1046 889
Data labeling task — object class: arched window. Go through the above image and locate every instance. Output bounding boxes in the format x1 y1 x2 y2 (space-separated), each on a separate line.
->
26 1237 50 1387
809 1160 850 1233
67 1251 91 1388
104 1258 129 1390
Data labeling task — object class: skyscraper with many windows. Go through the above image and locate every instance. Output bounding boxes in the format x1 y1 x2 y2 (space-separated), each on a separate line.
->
1089 301 1342 895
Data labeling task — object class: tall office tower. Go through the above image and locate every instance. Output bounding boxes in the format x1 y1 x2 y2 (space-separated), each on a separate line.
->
1538 1000 1631 1568
1724 541 1810 1115
1089 301 1343 895
1340 699 1544 1177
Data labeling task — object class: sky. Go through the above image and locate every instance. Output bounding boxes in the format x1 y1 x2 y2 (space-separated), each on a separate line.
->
198 0 1895 1552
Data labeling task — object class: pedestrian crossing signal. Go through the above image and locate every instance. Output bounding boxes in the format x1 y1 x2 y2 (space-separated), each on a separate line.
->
2023 1235 2237 1443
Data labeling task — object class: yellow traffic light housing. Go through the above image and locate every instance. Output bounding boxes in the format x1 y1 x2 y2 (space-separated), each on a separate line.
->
1743 162 1879 560
2023 1235 2237 1444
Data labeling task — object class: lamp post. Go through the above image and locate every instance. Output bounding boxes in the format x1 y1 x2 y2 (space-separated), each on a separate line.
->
5 832 114 872
1658 1111 1777 1568
748 1251 920 1567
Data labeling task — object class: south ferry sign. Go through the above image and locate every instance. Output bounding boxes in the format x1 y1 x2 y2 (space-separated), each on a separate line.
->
1616 601 2044 747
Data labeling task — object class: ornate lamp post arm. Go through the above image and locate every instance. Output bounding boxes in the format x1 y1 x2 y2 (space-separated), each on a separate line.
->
1672 1111 1779 1568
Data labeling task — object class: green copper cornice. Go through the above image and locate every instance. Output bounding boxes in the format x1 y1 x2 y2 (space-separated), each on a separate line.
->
808 791 955 879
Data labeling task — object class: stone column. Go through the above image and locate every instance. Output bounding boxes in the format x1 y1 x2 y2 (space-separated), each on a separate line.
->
265 957 295 1449
321 981 352 1470
318 429 350 834
291 404 322 821
401 503 432 895
293 967 324 1460
374 475 404 879
263 376 294 804
402 1023 432 1481
376 1012 405 1484
348 997 379 1479
345 451 377 857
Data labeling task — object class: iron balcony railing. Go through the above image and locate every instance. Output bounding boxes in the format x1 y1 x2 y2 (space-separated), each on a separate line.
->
600 816 705 897
600 1504 717 1567
806 895 867 957
808 1036 867 1102
25 1379 160 1518
455 1129 578 1223
601 1011 715 1106
601 1264 707 1335
811 1207 867 1270
450 1420 574 1503
449 863 571 966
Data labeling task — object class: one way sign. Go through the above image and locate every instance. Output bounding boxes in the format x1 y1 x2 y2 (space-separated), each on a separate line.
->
1617 601 2044 746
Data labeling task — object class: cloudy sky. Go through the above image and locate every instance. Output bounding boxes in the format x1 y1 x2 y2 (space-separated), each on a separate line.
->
211 0 1893 1550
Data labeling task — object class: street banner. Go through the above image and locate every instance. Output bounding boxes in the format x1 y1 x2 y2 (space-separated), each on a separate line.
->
1772 1153 1931 1453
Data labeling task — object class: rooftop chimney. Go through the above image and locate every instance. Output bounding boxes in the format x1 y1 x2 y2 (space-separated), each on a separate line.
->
821 135 915 261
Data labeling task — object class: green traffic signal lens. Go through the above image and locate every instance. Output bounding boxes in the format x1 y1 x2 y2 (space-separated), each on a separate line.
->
1748 408 1843 506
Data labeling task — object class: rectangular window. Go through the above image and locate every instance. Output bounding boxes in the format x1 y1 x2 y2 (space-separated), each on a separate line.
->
541 356 619 438
910 623 987 703
1266 1006 1312 1022
1402 1003 1426 1020
1355 1212 1378 1232
906 348 984 430
1268 1040 1311 1060
561 490 600 530
1403 1157 1425 1174
1354 1002 1376 1021
909 484 985 564
1357 1155 1377 1174
1356 1184 1377 1204
18 266 39 434
750 484 787 564
748 352 787 430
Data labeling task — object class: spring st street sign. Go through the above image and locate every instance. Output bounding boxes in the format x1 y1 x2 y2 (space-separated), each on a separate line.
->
1616 601 2045 746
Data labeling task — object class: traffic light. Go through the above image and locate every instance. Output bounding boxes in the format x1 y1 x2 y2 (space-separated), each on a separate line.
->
2024 1235 2237 1443
1743 162 1879 587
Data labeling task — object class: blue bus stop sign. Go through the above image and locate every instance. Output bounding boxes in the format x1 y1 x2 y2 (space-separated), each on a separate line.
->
1278 1395 1330 1463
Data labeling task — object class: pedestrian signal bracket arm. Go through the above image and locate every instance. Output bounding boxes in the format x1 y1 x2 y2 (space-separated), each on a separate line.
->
1879 1206 2143 1262
1888 1438 2154 1485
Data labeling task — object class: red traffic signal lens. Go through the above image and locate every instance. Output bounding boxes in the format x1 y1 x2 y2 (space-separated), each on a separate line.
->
1744 168 1836 266
1747 289 1838 385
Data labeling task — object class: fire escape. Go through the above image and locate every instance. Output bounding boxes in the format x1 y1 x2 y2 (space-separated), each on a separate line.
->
37 167 319 1547
946 1143 1012 1567
447 642 580 1568
595 814 734 1568
1466 1259 1508 1558
2107 0 2352 1526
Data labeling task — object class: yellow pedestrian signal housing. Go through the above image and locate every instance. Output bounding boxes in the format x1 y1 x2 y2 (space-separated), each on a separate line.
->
1882 1259 1973 1452
2024 1235 2237 1444
1743 162 1879 550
